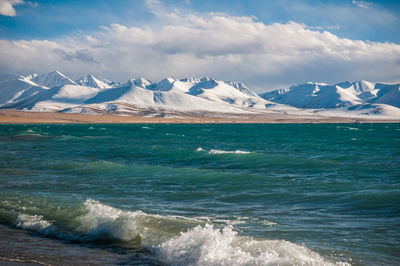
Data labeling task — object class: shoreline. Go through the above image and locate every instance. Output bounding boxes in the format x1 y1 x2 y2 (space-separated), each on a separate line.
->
0 224 138 265
0 109 399 124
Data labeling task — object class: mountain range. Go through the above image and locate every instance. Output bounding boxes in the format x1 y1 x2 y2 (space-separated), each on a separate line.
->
0 71 399 118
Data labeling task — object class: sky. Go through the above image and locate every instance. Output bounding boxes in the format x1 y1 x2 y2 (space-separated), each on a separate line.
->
0 0 400 92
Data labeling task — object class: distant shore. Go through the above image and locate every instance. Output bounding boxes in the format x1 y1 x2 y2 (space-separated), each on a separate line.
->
0 109 399 124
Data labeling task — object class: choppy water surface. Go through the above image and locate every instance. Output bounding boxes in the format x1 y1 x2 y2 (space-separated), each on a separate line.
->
0 123 399 265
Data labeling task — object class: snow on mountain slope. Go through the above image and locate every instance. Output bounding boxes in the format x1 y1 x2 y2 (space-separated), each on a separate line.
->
260 81 400 110
85 80 256 113
5 84 103 111
0 75 47 106
2 70 399 118
30 70 76 88
184 77 271 110
316 103 400 119
370 83 400 108
225 81 258 97
333 81 379 101
76 75 111 89
81 77 276 114
130 77 151 88
260 82 362 109
31 85 104 112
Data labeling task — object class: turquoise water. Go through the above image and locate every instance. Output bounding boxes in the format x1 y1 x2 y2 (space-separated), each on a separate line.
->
0 124 399 265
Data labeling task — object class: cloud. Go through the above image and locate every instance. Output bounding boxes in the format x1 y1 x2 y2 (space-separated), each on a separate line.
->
54 48 98 63
306 25 340 31
352 1 372 9
0 0 25 16
0 11 399 91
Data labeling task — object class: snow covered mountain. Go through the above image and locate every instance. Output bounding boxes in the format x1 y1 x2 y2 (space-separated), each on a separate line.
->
260 81 400 117
76 74 111 89
1 71 399 118
0 75 48 106
80 76 273 114
29 70 77 88
0 71 281 115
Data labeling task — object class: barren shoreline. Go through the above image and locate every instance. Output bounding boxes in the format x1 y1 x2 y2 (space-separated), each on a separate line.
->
0 109 399 124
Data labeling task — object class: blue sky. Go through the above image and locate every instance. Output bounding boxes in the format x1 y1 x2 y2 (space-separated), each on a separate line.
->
1 0 400 91
2 0 399 42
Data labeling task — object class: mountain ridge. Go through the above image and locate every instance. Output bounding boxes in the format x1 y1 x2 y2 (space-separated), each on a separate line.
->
1 71 399 118
259 81 400 109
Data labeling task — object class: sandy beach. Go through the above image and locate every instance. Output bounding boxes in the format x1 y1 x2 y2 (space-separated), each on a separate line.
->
0 109 399 124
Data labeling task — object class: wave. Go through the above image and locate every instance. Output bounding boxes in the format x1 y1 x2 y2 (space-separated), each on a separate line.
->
335 126 360 131
75 199 200 244
194 215 278 226
12 199 200 245
16 214 54 232
9 199 349 265
158 224 348 266
11 129 51 139
196 147 251 155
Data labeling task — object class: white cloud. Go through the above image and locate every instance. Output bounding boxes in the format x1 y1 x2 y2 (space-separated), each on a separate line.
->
352 1 372 9
0 11 399 91
0 0 25 16
306 25 340 31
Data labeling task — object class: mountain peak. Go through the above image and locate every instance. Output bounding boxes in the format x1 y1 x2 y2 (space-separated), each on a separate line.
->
76 74 111 89
145 77 176 91
2 71 400 118
31 71 76 88
225 81 257 97
129 77 151 88
180 77 201 83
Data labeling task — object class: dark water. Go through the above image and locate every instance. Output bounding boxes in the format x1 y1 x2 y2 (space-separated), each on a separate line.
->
0 124 399 265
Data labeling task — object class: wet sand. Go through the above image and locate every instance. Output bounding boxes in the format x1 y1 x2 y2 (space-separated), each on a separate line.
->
0 225 155 265
0 109 398 124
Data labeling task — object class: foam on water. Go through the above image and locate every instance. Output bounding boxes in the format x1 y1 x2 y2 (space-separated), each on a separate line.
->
209 149 250 155
15 214 54 233
14 128 48 138
194 215 278 227
196 147 251 155
9 199 349 265
159 224 349 266
1 123 398 265
76 199 200 244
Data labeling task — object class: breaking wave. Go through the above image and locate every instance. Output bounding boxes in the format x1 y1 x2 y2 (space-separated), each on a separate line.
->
159 224 349 266
8 199 349 265
196 147 251 155
16 214 54 233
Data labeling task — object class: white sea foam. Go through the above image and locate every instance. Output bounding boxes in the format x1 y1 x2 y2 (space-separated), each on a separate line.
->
166 133 185 136
195 215 278 226
195 147 251 154
76 199 199 244
15 214 53 232
261 220 279 226
159 224 348 266
76 199 145 242
209 149 251 155
13 200 349 265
